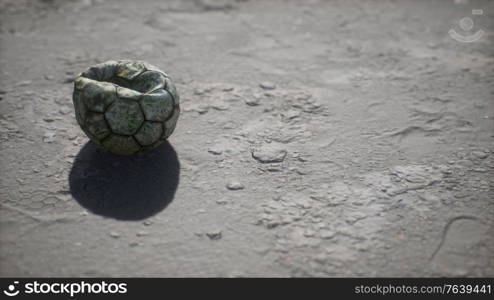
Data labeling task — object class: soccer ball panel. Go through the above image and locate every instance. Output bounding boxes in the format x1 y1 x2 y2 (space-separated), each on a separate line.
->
134 121 163 146
164 78 179 104
116 86 141 101
82 80 117 113
115 60 147 81
82 60 119 82
163 106 180 139
74 76 91 91
102 135 141 155
104 100 144 135
72 89 87 127
140 90 174 122
131 71 166 93
85 112 111 141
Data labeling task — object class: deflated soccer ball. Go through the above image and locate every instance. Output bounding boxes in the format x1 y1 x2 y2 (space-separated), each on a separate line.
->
72 60 180 155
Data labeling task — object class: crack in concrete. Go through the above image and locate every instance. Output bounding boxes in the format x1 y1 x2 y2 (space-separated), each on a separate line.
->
429 215 479 262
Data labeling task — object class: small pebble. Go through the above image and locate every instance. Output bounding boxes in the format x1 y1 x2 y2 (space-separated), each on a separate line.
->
206 230 222 240
216 198 228 205
260 82 276 90
282 110 300 120
303 229 316 237
245 98 260 106
226 181 244 190
320 230 336 239
59 106 71 115
109 231 121 239
472 151 488 159
43 131 56 143
15 80 32 87
252 145 287 163
207 146 223 155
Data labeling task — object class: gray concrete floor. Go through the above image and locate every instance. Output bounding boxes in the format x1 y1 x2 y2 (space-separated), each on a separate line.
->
0 0 493 277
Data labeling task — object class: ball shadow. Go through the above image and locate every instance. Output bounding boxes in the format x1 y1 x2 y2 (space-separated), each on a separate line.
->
69 141 180 221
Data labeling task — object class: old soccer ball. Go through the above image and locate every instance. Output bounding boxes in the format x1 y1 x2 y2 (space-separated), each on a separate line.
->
72 60 180 155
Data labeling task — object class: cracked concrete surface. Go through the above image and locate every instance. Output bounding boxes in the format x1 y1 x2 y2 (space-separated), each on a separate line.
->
0 0 493 277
